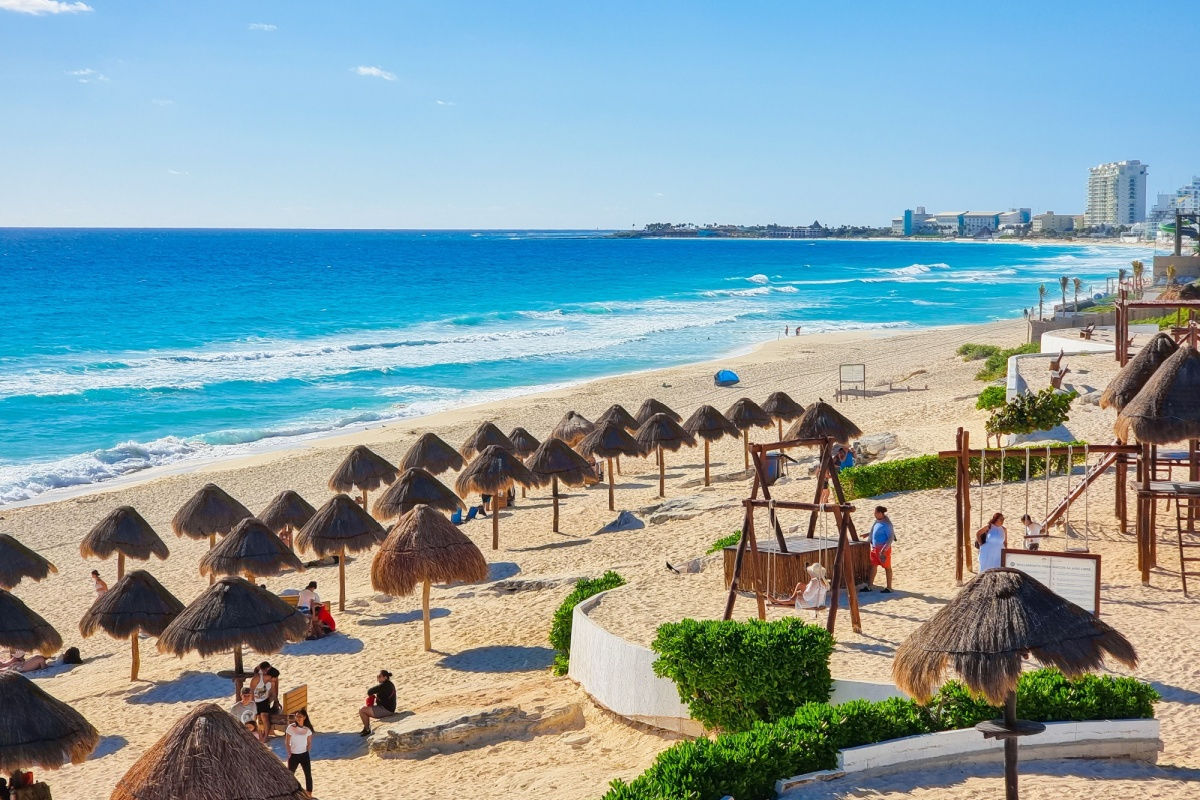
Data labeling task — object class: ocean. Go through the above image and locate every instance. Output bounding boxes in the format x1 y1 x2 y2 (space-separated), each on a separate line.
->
0 229 1135 505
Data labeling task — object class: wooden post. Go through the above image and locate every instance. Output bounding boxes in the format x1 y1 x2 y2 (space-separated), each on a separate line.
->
130 634 140 682
1003 692 1019 800
723 504 754 620
744 504 767 620
606 458 615 510
743 431 750 470
233 643 244 677
807 441 832 538
962 431 973 574
117 552 125 581
421 579 431 652
491 499 500 550
704 439 711 486
825 508 851 634
338 546 347 610
1115 452 1128 534
551 476 560 532
362 489 368 513
1140 443 1151 585
955 428 964 584
657 446 665 497
616 454 621 475
749 444 789 552
209 534 216 585
827 450 859 541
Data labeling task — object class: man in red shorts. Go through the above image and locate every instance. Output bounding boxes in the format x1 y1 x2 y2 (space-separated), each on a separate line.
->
865 505 894 593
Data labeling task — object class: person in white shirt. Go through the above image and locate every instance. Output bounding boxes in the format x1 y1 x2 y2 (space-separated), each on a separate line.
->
284 708 314 798
1020 514 1045 551
230 688 257 726
297 581 319 612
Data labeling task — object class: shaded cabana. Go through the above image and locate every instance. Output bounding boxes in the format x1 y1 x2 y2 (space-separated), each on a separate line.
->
0 533 57 591
634 413 696 498
372 467 464 521
761 390 805 440
455 445 536 550
171 483 253 585
784 399 862 445
158 576 308 676
328 445 398 513
79 570 184 681
0 589 62 656
683 404 741 486
577 420 643 510
635 398 681 426
507 427 541 458
460 421 515 459
80 506 169 580
1115 343 1200 444
893 568 1137 800
1100 332 1178 411
549 411 595 447
398 432 466 475
257 490 316 552
371 506 489 651
0 673 98 781
198 518 304 583
295 494 386 611
110 702 307 800
595 404 638 475
725 397 774 469
525 438 597 532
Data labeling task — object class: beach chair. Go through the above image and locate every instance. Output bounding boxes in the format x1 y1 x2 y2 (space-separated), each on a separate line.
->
1079 323 1095 339
451 506 479 525
269 684 308 732
1048 349 1065 371
279 594 300 607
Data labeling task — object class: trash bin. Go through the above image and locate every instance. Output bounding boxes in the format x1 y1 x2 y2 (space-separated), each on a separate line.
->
764 452 784 486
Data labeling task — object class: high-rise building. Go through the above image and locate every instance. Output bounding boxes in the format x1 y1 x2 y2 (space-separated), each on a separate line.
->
1085 160 1147 227
1148 176 1200 230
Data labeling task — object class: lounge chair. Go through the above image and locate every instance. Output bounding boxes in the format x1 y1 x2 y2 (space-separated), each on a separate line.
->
1079 323 1095 340
1048 349 1065 371
1050 366 1070 389
269 684 309 733
451 506 480 525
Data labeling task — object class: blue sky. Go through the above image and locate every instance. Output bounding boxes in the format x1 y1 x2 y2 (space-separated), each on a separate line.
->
1 1 1197 229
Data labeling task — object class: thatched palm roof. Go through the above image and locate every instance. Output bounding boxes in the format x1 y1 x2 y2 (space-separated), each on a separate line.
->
683 405 741 441
460 422 515 459
0 533 57 590
171 483 252 541
455 445 537 497
525 438 596 488
80 506 169 564
371 506 489 596
328 445 398 493
1115 344 1200 444
295 494 386 557
398 432 465 475
724 397 773 431
784 399 862 444
257 490 316 534
596 404 638 431
79 570 184 640
549 411 595 446
1100 333 1178 411
635 398 681 426
158 577 307 660
893 568 1137 705
577 420 642 459
507 427 541 457
635 413 697 453
111 703 307 800
0 673 98 773
372 468 464 521
198 518 304 580
761 391 805 422
0 589 62 656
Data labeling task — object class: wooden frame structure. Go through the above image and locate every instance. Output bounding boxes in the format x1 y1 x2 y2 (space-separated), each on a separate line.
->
1114 296 1200 365
724 436 862 634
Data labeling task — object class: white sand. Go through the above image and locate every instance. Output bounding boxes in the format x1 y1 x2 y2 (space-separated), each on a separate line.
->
3 319 1196 799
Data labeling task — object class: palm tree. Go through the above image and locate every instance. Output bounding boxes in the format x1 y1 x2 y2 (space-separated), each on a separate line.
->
1058 275 1068 314
1167 263 1177 285
1038 284 1047 320
1131 260 1144 294
1072 277 1083 312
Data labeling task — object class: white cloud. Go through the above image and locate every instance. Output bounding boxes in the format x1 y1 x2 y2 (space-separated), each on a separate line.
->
0 0 92 14
167 169 189 176
435 99 455 106
248 22 276 31
67 67 108 83
353 65 396 81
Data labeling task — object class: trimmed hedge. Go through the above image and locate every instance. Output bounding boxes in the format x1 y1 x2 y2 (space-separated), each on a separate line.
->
706 532 742 554
602 670 1158 800
651 618 834 732
976 385 1007 410
957 343 1002 361
549 570 625 675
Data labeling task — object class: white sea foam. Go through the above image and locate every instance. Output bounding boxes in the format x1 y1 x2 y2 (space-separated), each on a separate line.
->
746 273 770 284
883 262 951 277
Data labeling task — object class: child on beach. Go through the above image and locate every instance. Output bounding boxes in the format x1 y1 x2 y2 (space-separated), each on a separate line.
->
1020 513 1045 550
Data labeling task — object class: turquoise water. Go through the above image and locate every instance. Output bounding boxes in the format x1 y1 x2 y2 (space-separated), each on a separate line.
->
0 230 1131 504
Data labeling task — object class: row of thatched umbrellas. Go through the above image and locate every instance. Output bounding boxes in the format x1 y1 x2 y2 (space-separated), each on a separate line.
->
1100 331 1200 445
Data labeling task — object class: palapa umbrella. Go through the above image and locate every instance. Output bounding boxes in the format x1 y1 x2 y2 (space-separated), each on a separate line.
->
784 398 862 445
257 490 316 552
726 397 774 469
454 445 536 550
80 506 169 580
295 494 386 611
460 421 515 459
893 568 1137 800
171 483 253 584
371 506 489 651
158 576 308 676
198 518 304 583
578 420 642 510
0 673 98 776
1100 332 1178 411
634 413 697 498
683 404 741 486
372 467 464 521
550 411 595 447
1115 343 1200 444
635 398 681 426
328 444 398 513
111 702 307 800
0 533 57 590
596 403 639 474
0 589 62 656
79 570 184 681
508 427 541 497
398 432 465 475
761 390 805 440
525 438 597 532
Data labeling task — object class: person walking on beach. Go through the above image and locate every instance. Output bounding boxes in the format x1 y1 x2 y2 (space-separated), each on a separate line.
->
284 708 314 798
358 669 397 736
976 512 1007 572
91 570 108 597
864 506 894 593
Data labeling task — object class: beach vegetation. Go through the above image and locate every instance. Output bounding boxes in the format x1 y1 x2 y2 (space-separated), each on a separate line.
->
705 532 742 554
549 570 625 675
955 343 1001 361
974 343 1038 381
650 618 834 732
975 385 1007 410
985 387 1077 441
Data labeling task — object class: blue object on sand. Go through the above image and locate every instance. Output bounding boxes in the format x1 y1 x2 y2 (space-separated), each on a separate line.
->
714 369 740 387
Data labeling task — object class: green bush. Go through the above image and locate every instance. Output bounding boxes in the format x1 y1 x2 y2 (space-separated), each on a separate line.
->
986 387 1077 439
651 618 834 732
975 343 1039 381
956 343 1002 361
549 570 625 675
976 385 1007 410
706 531 742 554
602 670 1158 800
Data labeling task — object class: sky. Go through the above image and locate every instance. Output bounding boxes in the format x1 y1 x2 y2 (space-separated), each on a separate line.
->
1 1 1198 229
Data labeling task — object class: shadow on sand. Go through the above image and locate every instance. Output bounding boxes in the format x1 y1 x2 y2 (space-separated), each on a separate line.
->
437 645 555 673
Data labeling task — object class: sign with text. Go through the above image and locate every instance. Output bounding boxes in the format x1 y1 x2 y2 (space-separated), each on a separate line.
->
1002 549 1101 616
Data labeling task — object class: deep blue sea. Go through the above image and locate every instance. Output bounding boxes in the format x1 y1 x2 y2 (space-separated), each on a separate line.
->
0 230 1133 505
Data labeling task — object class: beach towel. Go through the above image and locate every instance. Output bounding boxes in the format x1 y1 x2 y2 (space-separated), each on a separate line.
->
595 510 644 534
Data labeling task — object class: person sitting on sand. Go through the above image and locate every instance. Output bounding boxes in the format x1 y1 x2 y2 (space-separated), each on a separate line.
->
230 688 258 727
91 570 108 597
358 669 397 736
250 661 280 742
0 649 49 674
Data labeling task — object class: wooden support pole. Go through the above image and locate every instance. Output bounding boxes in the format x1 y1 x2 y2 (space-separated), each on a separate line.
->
723 504 755 620
955 427 964 584
749 444 789 552
657 446 665 497
131 634 140 682
1140 443 1151 585
806 441 832 538
962 430 973 574
117 552 125 581
606 457 615 510
551 476 560 532
338 546 347 610
421 579 432 652
744 507 767 620
491 501 500 550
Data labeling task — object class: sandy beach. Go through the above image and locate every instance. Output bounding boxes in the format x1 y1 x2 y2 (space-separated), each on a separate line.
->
3 318 1197 800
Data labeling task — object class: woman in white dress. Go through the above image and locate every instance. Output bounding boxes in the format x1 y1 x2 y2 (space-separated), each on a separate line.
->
975 512 1007 572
